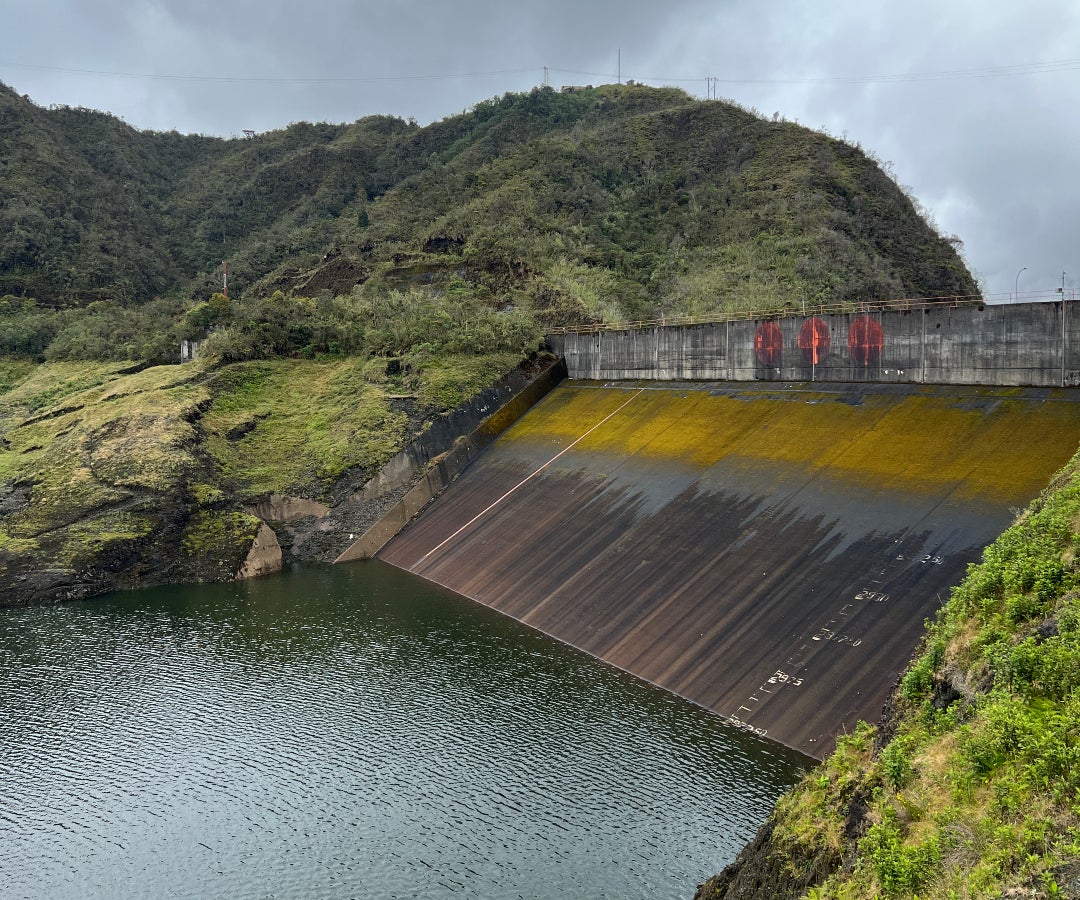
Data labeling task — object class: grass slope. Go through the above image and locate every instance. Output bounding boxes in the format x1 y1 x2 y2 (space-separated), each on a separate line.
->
200 351 520 499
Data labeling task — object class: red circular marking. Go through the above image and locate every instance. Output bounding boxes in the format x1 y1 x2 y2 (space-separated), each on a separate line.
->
848 315 884 366
797 317 831 365
754 321 783 367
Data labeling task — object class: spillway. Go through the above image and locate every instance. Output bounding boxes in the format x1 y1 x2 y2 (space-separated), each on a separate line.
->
377 381 1080 758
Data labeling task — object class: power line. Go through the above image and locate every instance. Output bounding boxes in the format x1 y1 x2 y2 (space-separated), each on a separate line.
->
551 56 1080 86
0 61 537 85
724 58 1080 85
3 55 1078 90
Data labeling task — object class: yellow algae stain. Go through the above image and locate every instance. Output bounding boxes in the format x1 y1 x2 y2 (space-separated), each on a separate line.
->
818 395 1080 503
502 384 1080 506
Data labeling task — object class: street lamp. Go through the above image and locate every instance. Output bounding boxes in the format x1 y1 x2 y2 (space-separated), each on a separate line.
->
1014 266 1028 303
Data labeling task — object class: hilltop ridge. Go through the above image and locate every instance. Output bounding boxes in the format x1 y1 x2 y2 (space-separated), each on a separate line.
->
1 81 976 323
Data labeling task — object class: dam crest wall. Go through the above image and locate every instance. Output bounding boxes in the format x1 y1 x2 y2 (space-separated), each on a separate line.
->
547 300 1080 387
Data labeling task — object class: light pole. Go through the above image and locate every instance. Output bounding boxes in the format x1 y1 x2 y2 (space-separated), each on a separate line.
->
1014 266 1028 303
1059 272 1069 388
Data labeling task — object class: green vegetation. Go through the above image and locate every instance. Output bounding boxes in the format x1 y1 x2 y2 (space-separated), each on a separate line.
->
200 351 519 499
1 80 975 361
753 448 1080 899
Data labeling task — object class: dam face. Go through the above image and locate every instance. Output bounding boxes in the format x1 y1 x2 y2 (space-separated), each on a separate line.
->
378 381 1080 758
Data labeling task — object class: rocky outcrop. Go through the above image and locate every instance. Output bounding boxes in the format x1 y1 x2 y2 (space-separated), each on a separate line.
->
236 522 282 579
694 818 842 900
250 494 330 523
0 496 262 607
0 361 267 607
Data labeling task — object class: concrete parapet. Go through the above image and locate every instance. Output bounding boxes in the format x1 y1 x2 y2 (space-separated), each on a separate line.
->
547 301 1080 387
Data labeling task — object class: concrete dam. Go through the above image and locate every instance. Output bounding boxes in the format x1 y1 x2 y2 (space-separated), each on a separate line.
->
376 378 1080 758
350 301 1080 759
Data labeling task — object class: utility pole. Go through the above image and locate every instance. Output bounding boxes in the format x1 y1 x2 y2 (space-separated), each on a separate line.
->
543 66 549 87
222 260 228 298
618 48 621 84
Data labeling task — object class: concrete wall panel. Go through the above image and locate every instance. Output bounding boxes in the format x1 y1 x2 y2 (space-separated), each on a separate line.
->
548 301 1080 387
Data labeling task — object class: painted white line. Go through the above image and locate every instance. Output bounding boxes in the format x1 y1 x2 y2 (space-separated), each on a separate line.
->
415 388 646 567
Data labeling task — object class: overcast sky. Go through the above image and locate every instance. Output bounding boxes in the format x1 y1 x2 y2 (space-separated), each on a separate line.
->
2 0 1078 302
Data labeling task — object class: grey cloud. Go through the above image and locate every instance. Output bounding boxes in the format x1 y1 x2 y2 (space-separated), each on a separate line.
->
1 0 1077 297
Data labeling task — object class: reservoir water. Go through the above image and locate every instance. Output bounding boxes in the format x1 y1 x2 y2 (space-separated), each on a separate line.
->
0 562 806 899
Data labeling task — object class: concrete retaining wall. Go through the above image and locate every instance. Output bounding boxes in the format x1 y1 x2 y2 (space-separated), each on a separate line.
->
335 359 566 563
547 301 1080 387
357 359 563 503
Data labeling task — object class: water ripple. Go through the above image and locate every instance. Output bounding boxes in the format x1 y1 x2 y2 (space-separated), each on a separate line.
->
0 564 805 899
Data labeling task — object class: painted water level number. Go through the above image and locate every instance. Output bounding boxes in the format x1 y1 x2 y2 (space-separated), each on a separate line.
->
896 553 945 565
812 627 862 646
728 716 769 737
855 589 889 603
766 669 804 687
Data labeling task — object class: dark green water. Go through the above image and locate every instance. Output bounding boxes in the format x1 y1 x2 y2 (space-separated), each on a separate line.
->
0 562 806 899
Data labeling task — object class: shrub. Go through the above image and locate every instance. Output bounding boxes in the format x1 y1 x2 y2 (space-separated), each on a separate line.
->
0 297 59 358
881 738 916 790
860 806 941 896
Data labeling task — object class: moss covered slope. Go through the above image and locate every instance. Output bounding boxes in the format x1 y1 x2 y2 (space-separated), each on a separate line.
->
0 359 254 601
0 351 523 606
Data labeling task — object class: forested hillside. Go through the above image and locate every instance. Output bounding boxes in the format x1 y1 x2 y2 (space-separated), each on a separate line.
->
1 79 976 365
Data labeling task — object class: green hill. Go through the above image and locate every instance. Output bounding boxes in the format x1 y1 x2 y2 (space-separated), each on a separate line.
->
1 80 976 335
